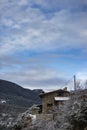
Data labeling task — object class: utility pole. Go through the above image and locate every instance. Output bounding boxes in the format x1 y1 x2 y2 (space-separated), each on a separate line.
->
74 75 76 91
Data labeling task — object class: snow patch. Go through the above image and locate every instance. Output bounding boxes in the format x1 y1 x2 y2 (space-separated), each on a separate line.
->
0 99 6 104
55 97 69 101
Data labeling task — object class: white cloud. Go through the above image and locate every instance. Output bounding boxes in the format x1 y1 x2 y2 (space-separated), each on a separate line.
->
77 72 87 80
18 0 29 6
0 9 87 55
1 18 14 26
0 0 87 55
80 29 87 37
30 0 87 11
0 0 87 90
0 67 66 89
0 0 87 91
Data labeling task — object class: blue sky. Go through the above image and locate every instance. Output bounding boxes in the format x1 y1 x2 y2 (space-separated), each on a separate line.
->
0 0 87 91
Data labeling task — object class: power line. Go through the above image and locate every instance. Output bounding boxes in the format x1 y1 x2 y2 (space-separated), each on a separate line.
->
60 76 74 89
44 75 76 92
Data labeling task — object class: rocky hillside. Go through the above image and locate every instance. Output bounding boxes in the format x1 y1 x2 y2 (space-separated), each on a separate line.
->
0 79 43 107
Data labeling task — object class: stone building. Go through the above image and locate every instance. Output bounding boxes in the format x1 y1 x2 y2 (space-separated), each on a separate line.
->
39 88 70 114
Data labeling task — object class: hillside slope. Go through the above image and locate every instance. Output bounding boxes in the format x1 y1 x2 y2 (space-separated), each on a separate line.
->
0 79 43 107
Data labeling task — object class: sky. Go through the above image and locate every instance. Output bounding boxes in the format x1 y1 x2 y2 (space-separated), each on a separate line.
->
0 0 87 91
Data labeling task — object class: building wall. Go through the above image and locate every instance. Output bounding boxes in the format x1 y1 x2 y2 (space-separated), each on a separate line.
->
36 114 53 121
42 92 56 113
41 91 69 114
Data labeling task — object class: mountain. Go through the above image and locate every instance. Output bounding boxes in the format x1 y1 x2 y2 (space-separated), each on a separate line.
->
0 79 43 107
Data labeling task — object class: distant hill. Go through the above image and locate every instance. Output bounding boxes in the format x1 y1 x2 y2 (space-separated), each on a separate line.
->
0 79 43 107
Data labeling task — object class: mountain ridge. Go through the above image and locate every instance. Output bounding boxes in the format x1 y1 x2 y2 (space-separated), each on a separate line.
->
0 79 43 107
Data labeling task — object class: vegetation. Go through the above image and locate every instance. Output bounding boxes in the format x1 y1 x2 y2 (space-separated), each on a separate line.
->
10 89 87 130
0 79 87 130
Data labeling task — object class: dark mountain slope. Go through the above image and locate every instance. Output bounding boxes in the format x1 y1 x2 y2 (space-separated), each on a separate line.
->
0 79 43 107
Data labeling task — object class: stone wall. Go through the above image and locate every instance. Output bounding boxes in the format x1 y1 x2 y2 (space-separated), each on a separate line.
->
41 90 69 113
36 114 53 121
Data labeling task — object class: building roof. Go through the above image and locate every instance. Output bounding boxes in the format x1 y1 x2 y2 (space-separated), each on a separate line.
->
39 89 70 98
55 97 69 101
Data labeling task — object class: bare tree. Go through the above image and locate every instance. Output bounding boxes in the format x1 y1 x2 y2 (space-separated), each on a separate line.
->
58 89 87 130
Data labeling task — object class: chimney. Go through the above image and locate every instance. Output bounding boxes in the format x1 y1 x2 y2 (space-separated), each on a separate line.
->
63 87 67 91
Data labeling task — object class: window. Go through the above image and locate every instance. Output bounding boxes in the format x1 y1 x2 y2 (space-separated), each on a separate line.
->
57 92 63 96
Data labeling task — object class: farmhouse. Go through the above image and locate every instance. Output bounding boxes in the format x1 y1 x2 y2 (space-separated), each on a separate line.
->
39 87 70 114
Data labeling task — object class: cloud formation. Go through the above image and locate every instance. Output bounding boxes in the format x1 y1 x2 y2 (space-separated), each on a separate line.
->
0 0 87 90
0 67 67 89
0 0 87 54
